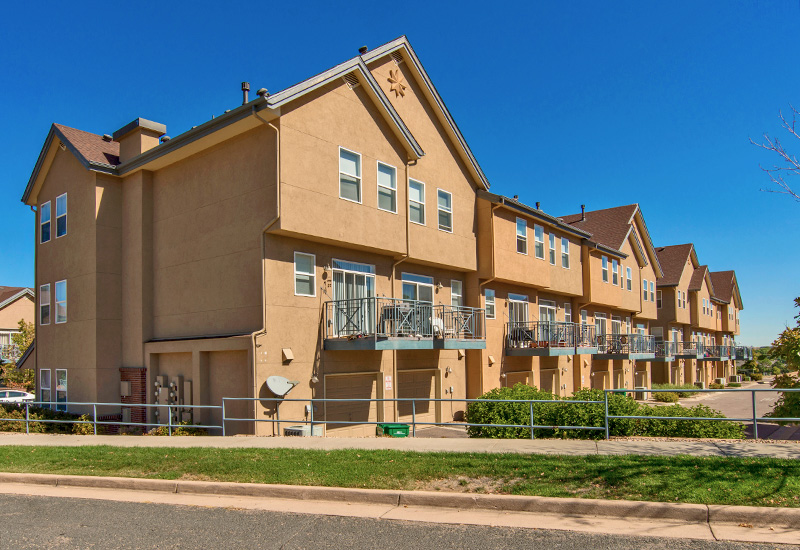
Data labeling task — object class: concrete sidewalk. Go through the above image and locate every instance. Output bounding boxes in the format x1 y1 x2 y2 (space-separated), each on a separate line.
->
1 432 799 458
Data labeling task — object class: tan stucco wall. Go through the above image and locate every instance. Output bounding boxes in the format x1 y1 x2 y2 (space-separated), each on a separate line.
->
0 295 34 330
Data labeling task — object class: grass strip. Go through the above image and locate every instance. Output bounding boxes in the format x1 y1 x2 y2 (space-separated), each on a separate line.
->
0 446 798 508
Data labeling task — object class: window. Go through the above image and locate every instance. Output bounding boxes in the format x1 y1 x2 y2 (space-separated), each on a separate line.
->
626 267 632 291
612 259 619 285
652 327 664 341
682 292 686 309
581 309 588 325
294 252 316 297
402 273 434 303
657 290 662 309
409 179 425 225
55 369 67 412
40 369 51 409
339 147 361 203
508 294 528 323
39 284 50 325
539 300 556 323
377 163 397 213
55 280 67 324
649 281 655 302
549 233 556 265
331 259 375 335
561 238 570 269
40 201 51 244
485 289 495 319
437 189 453 232
534 225 544 259
564 303 572 323
594 312 607 336
643 279 648 301
602 256 609 283
516 218 527 254
451 280 463 307
55 193 67 238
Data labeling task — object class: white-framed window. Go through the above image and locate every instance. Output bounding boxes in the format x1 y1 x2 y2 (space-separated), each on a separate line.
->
594 312 607 336
55 369 67 412
40 369 51 409
534 225 544 259
657 290 662 309
40 201 51 244
294 252 316 297
549 233 556 265
39 283 50 325
55 193 67 238
643 279 648 301
561 237 570 269
516 218 527 254
702 298 706 315
377 162 397 213
581 309 588 325
437 189 453 232
409 179 425 225
402 273 434 303
55 280 67 324
683 292 686 309
652 326 664 341
339 147 361 203
451 280 463 307
626 266 632 291
539 299 557 323
508 293 528 323
649 281 655 302
612 259 619 285
602 256 609 283
564 303 572 323
485 289 495 319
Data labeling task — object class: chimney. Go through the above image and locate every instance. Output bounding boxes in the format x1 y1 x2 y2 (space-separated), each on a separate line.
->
581 204 586 221
112 118 167 163
241 82 250 104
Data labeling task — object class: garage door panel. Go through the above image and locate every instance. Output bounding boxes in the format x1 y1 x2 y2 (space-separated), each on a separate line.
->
398 371 437 423
325 375 378 437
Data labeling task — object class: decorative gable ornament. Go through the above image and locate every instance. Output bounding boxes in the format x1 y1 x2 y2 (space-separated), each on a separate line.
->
388 69 406 98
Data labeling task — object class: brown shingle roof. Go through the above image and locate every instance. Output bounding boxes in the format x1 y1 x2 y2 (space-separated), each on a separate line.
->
688 266 709 292
54 124 120 167
561 204 638 251
655 244 694 286
0 287 32 306
709 271 735 303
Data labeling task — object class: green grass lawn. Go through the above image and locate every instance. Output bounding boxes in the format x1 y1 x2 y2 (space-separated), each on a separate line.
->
0 446 797 508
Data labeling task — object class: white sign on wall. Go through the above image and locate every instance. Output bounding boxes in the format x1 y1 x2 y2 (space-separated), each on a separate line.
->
384 375 392 391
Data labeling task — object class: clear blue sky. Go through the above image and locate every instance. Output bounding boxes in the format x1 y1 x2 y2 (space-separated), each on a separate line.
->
1 1 797 346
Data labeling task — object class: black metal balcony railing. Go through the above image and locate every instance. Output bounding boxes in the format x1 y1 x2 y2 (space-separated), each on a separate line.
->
596 333 656 354
676 340 704 356
655 341 678 357
506 322 597 350
324 297 485 341
0 345 21 362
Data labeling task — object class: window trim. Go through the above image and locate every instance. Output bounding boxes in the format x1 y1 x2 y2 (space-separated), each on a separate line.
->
54 280 67 324
338 146 362 204
612 259 619 286
55 368 67 412
408 179 426 226
564 302 572 323
626 266 632 291
55 193 68 238
549 233 556 265
40 201 51 244
293 252 316 297
533 224 545 260
561 237 570 269
485 289 495 319
649 281 655 302
602 256 609 283
40 369 52 409
657 290 662 309
39 283 51 325
516 217 527 255
437 188 453 233
450 279 462 307
643 279 648 301
376 161 398 214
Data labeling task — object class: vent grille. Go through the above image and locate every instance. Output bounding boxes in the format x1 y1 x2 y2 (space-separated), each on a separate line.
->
343 73 360 89
390 50 404 65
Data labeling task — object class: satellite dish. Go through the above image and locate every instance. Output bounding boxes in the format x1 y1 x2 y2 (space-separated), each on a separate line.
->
266 375 299 397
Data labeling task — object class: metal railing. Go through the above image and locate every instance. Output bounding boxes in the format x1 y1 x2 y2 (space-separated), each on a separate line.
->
506 322 596 350
655 341 678 357
323 297 485 342
596 333 655 354
675 340 704 356
700 345 730 359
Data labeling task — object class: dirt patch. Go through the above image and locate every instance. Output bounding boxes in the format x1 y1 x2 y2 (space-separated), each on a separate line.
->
414 476 523 494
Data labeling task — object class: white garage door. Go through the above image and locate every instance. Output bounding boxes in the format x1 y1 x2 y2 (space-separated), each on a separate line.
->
325 374 378 437
398 370 437 425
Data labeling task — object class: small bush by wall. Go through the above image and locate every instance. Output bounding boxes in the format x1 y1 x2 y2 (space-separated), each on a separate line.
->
653 392 679 403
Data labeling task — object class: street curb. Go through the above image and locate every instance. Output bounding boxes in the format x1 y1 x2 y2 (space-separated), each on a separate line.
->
1 472 798 528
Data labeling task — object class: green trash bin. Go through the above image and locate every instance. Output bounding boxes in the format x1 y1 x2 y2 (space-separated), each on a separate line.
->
376 423 410 437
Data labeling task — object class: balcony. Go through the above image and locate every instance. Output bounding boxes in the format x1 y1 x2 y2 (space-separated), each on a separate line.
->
699 345 730 361
651 341 678 362
675 341 703 359
506 322 597 356
323 297 486 351
0 345 21 363
593 333 656 360
734 346 752 361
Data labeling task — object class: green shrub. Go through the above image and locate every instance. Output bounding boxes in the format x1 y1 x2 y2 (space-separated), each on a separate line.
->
0 404 84 433
709 383 725 389
743 376 751 381
653 391 679 403
728 382 742 388
765 373 800 424
465 384 558 438
635 404 744 439
751 373 763 381
557 388 640 439
652 383 698 398
144 420 208 436
772 366 782 376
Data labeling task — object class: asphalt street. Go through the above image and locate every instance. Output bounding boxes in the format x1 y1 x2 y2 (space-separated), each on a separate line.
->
0 493 793 550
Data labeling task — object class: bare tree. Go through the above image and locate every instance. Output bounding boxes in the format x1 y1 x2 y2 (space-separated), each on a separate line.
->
751 106 800 202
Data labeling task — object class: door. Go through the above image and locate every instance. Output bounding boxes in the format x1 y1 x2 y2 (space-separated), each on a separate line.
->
325 374 379 437
332 261 375 336
539 300 556 343
398 370 438 426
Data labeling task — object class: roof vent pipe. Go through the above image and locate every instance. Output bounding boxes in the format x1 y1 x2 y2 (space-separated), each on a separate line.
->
535 202 541 210
242 82 250 104
581 204 586 221
358 46 368 55
513 195 519 201
102 134 113 142
257 88 269 98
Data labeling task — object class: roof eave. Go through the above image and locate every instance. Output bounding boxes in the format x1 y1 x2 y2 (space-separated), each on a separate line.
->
478 190 592 239
0 288 34 310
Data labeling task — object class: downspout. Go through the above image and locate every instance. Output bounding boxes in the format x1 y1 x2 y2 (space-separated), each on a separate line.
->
390 159 411 422
250 107 280 431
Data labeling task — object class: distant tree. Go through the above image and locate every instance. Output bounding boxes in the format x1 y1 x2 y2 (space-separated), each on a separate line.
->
1 320 35 391
751 106 800 202
766 298 800 421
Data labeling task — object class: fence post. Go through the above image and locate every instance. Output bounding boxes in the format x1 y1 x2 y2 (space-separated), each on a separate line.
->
412 399 416 438
309 399 314 435
604 391 610 440
25 403 29 435
751 390 759 440
168 404 173 436
221 399 226 437
529 401 535 440
93 404 97 435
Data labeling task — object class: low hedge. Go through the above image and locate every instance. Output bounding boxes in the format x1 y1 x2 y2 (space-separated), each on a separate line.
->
465 384 744 440
653 391 679 403
651 383 698 398
0 404 85 434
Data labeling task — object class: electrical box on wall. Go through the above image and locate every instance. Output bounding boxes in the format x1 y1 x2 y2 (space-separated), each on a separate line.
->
120 381 131 397
182 381 193 423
